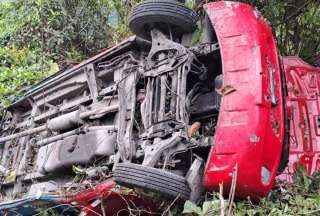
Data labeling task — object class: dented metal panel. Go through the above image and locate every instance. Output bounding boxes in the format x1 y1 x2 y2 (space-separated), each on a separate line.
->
280 57 320 181
203 1 285 199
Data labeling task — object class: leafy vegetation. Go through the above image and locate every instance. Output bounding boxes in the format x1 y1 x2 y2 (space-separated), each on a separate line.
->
0 47 57 109
0 0 140 113
0 0 115 67
182 167 320 215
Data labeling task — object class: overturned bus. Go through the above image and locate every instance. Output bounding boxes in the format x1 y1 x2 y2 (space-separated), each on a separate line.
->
0 0 319 215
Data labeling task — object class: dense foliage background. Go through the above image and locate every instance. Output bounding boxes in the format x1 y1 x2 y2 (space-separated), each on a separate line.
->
0 0 319 214
0 0 137 109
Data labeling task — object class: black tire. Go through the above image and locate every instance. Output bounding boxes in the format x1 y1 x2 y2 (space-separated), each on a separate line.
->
113 163 191 200
129 0 198 40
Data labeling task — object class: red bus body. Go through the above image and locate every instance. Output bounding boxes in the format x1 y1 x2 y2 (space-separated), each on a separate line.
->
202 1 320 199
202 1 285 199
280 57 320 181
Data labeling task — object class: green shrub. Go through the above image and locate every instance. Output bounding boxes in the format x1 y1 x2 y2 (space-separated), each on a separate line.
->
0 47 57 110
